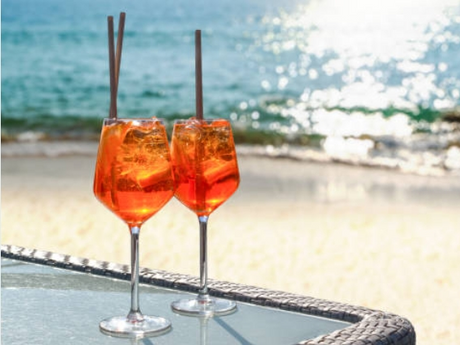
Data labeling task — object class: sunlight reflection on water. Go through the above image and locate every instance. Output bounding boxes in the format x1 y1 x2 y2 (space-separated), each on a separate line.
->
234 0 460 175
254 0 460 110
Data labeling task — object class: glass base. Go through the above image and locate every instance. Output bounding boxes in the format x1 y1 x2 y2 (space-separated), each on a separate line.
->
99 315 171 338
171 297 237 317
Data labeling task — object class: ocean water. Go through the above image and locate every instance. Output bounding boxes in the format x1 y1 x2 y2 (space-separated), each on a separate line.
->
2 0 460 175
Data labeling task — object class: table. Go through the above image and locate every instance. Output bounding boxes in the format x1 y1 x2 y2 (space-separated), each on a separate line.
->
1 245 415 344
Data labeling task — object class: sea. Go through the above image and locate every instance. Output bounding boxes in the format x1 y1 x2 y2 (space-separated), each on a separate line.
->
2 0 460 176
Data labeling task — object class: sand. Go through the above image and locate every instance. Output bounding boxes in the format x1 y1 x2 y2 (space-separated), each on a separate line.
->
2 145 460 344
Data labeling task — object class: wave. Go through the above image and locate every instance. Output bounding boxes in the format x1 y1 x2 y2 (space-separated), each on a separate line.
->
2 106 460 177
2 103 457 140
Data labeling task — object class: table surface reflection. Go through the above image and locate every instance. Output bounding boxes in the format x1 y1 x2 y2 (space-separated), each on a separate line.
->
1 258 350 345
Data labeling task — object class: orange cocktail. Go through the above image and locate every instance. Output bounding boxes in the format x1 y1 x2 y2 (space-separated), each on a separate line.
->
93 117 174 337
171 118 240 217
94 118 175 226
170 118 240 316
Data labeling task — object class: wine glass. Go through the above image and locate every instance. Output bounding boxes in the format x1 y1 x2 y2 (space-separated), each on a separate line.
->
170 118 240 316
93 117 175 337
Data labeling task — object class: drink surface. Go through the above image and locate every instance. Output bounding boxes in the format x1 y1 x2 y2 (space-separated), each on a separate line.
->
171 119 240 217
93 119 175 226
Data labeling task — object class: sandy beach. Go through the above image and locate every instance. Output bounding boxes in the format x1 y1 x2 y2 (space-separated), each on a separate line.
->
2 143 460 344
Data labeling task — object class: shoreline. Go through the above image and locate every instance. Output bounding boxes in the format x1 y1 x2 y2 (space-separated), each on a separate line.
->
2 150 460 345
2 140 460 179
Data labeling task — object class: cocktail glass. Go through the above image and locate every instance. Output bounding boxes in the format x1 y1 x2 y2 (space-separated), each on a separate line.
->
170 118 240 316
93 117 175 337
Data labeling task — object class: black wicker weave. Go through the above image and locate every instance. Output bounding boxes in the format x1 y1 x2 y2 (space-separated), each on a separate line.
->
1 244 415 345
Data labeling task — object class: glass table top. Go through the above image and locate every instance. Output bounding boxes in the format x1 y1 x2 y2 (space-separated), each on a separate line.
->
1 258 350 345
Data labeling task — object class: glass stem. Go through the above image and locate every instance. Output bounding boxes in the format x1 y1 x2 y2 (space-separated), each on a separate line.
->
127 226 144 322
200 316 209 345
198 216 210 301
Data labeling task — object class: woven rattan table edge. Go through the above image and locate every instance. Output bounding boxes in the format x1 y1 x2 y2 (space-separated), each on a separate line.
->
1 244 416 345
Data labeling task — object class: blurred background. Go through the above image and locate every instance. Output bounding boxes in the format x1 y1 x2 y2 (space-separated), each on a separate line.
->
2 1 460 344
2 0 460 175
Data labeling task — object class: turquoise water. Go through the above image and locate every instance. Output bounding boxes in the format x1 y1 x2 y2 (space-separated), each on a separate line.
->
2 0 460 174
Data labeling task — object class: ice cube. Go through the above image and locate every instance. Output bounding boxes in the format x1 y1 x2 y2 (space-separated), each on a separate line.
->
116 177 141 191
202 160 238 186
123 128 148 145
136 165 173 191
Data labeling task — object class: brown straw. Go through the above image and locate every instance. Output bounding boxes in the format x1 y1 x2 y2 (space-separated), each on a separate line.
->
107 13 126 119
195 30 203 120
114 12 126 92
107 16 117 119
